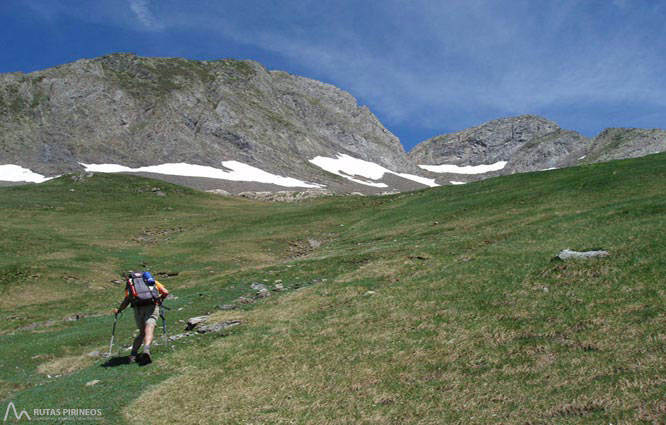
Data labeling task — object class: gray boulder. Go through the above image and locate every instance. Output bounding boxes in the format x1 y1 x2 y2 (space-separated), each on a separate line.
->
557 249 609 260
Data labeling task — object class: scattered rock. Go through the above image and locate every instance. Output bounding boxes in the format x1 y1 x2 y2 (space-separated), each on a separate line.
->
168 332 193 342
87 350 102 358
250 283 268 291
365 291 376 296
19 320 57 331
154 190 167 197
196 320 241 334
237 296 255 305
132 227 184 244
110 279 124 285
256 288 272 299
273 283 285 291
237 189 332 202
71 172 94 182
185 316 210 331
308 239 322 249
217 304 237 311
85 380 100 387
206 189 231 196
556 249 609 260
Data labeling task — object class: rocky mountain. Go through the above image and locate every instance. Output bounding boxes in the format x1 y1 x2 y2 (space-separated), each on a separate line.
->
1 54 664 194
409 115 665 184
0 53 430 194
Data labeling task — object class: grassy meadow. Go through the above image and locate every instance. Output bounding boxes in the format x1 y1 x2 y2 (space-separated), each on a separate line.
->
1 153 665 424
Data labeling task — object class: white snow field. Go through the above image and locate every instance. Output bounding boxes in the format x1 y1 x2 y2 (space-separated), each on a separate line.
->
309 154 438 188
418 161 508 174
0 165 52 183
80 161 323 188
449 181 467 185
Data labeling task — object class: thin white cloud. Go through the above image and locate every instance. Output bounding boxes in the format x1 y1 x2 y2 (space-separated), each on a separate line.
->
169 0 664 132
16 0 666 136
128 0 163 30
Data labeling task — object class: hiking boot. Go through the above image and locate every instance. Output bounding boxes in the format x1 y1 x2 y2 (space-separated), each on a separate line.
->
142 351 152 364
128 355 136 364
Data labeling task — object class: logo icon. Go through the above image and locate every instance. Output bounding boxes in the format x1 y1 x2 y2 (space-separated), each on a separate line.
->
3 402 30 422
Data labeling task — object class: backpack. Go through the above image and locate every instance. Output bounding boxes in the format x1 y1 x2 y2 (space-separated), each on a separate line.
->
126 271 160 306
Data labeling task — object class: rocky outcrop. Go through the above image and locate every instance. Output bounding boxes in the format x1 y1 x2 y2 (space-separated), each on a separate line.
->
505 129 590 173
584 128 666 164
235 189 333 202
409 115 564 168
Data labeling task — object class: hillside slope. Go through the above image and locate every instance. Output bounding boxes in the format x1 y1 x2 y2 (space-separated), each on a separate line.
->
1 153 665 423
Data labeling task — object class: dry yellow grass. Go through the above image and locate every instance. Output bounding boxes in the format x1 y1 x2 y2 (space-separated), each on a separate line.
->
0 380 27 402
334 258 404 284
36 354 96 376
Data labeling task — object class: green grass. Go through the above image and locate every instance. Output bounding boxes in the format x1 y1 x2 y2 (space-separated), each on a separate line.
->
100 56 256 99
1 154 666 423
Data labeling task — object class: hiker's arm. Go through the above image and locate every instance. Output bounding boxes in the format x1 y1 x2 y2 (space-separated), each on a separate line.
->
113 296 130 314
156 281 169 300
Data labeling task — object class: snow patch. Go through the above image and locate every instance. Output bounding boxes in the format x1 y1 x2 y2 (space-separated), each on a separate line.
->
419 161 507 174
449 181 466 185
579 155 586 160
80 161 323 188
0 165 52 183
309 154 438 188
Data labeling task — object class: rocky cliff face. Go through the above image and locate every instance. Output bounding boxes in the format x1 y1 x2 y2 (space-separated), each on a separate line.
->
0 53 422 193
409 115 562 167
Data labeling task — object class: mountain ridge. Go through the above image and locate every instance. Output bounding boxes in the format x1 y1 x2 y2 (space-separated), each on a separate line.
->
410 114 665 184
1 54 665 192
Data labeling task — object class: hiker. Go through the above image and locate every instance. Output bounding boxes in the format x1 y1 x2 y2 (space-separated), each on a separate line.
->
113 271 169 363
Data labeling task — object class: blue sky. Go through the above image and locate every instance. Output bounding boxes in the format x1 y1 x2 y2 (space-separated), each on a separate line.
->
1 0 664 151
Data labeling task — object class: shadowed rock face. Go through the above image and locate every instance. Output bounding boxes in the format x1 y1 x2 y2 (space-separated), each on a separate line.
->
0 53 421 193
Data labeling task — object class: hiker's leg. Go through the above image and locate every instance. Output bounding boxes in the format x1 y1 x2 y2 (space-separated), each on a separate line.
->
143 323 155 353
131 328 145 355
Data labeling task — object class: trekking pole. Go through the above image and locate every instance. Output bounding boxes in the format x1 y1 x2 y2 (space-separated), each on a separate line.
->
160 304 168 350
107 313 118 357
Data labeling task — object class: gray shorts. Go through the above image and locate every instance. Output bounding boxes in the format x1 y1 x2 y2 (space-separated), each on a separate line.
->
134 304 159 329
